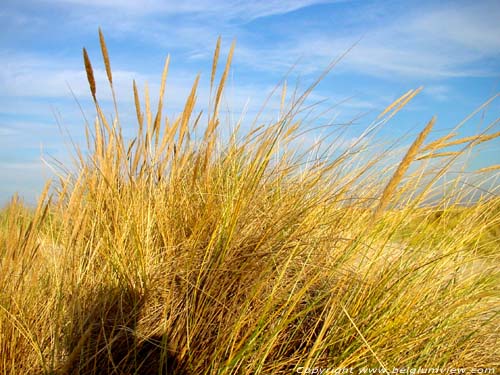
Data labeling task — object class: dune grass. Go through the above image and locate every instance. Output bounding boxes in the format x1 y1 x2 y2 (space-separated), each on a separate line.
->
0 32 499 374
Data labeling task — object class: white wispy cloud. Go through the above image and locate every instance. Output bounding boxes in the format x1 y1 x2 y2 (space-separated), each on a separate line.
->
5 0 500 80
424 85 451 102
0 50 310 117
42 0 343 20
0 52 149 100
219 1 500 80
409 1 500 54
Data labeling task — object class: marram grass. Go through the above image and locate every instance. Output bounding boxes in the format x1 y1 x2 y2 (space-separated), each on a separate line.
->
0 31 499 375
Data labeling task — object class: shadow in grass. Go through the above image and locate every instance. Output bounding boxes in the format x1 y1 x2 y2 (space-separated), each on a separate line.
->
59 285 187 375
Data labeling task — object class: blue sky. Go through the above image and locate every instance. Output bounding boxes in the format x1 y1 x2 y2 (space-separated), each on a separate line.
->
1 0 499 204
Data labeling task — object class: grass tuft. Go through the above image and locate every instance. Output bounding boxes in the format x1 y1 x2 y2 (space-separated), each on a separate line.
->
0 31 499 374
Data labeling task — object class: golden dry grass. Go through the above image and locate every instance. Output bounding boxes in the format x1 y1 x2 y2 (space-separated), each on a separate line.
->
0 32 499 374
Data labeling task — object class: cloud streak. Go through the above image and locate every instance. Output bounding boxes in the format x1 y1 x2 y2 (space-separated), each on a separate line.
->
232 1 500 79
42 0 342 20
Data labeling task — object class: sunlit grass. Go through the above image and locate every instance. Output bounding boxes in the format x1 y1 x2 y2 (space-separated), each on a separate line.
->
0 31 498 374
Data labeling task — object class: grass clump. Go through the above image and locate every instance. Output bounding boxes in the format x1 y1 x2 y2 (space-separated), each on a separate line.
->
0 31 499 374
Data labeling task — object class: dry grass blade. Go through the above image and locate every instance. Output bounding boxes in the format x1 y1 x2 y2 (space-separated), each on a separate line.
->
416 151 461 161
475 164 500 173
83 48 96 101
133 79 143 130
340 304 388 372
280 80 287 116
374 116 435 218
58 326 93 374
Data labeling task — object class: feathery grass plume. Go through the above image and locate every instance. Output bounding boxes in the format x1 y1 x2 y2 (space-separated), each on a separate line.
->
420 130 500 155
420 132 458 152
178 74 200 151
133 79 143 130
201 40 235 179
374 116 435 218
144 81 152 152
98 28 121 127
377 87 422 120
474 130 500 145
210 36 221 94
377 89 414 119
82 48 96 101
153 55 170 136
212 39 235 121
433 134 483 149
98 27 112 85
